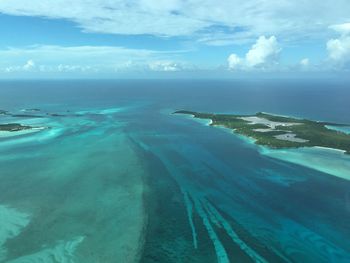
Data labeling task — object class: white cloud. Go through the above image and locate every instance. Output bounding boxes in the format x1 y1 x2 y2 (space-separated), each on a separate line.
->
0 45 187 74
327 23 350 67
228 36 281 70
0 0 206 37
327 37 350 63
23 60 35 71
113 60 150 72
56 64 94 72
0 45 157 64
149 61 181 72
297 58 314 71
197 29 255 46
5 60 36 72
0 1 350 43
329 23 350 35
300 58 309 67
227 54 242 70
245 36 280 67
148 60 195 72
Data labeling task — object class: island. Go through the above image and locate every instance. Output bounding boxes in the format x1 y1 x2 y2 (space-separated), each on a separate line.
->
0 123 33 132
0 107 77 139
11 114 45 118
174 110 350 154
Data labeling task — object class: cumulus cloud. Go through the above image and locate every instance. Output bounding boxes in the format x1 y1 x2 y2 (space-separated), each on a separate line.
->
300 58 309 67
149 61 182 72
228 36 281 70
23 60 35 71
245 36 280 67
327 23 350 68
5 59 36 72
0 1 350 43
0 45 188 74
327 37 350 63
227 54 242 70
296 58 315 71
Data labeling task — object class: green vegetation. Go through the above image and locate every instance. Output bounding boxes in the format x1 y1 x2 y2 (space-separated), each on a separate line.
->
0 123 33 132
174 110 350 154
0 108 68 135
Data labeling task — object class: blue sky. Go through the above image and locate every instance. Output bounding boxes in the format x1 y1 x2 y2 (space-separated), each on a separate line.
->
0 1 350 78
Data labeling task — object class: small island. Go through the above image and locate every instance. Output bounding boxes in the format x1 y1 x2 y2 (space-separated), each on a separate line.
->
0 108 71 119
174 110 350 154
0 123 33 132
0 108 76 138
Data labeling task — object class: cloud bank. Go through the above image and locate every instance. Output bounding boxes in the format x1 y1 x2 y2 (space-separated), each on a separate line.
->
1 2 350 75
0 0 350 43
0 45 189 75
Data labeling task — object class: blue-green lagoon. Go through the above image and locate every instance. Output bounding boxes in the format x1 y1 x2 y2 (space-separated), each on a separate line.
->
0 80 349 262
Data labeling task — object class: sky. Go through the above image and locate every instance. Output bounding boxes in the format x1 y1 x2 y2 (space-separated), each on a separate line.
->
0 0 350 78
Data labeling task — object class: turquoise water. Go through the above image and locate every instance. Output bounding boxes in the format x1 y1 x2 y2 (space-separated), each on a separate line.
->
0 80 350 262
326 125 350 135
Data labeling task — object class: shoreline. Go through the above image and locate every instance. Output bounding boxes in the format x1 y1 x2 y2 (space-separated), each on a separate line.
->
313 146 346 154
325 125 350 135
176 111 350 180
175 113 213 126
203 119 349 155
174 110 350 155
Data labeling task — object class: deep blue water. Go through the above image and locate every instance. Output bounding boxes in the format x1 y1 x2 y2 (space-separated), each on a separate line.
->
0 79 349 262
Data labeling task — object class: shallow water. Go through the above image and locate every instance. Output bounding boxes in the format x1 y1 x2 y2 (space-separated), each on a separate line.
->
260 147 350 180
326 125 350 135
0 80 350 262
0 105 145 262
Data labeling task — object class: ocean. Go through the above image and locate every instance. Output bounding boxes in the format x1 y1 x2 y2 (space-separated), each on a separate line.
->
0 79 349 262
